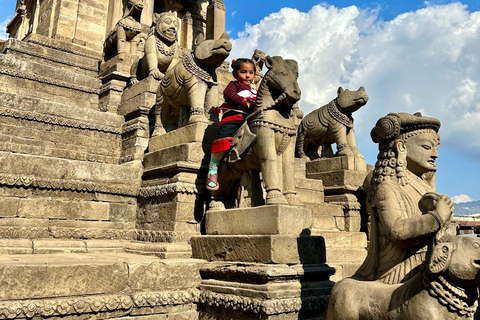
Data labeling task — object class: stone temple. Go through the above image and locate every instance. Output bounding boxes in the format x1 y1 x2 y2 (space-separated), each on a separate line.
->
1 0 448 319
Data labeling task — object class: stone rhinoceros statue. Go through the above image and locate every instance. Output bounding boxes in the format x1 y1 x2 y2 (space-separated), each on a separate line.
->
104 0 144 61
324 235 480 320
295 86 368 160
152 32 232 136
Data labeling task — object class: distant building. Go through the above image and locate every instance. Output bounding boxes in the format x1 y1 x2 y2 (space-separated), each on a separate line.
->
453 216 480 235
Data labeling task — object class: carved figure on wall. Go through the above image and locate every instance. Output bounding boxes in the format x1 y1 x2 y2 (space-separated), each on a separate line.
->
130 11 179 84
354 112 454 285
151 32 232 136
104 0 144 61
324 235 480 320
251 49 266 88
210 56 303 209
295 86 368 160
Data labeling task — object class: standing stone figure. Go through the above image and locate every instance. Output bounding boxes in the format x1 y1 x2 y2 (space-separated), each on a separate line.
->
104 0 144 61
130 11 180 84
354 112 454 284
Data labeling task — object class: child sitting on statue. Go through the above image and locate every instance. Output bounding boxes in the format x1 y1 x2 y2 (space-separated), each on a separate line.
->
206 58 257 191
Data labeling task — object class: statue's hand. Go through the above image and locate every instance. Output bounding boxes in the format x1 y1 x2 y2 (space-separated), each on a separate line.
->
149 68 162 80
420 193 454 227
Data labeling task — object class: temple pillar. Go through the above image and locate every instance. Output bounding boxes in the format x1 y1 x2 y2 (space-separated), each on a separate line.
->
206 0 225 40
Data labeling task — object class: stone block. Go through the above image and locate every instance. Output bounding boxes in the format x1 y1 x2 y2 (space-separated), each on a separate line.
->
141 202 198 223
307 170 367 188
124 242 192 258
33 239 88 253
148 123 217 152
121 77 159 102
118 91 156 117
325 247 367 264
205 205 312 235
0 239 33 254
128 258 203 290
143 143 207 169
306 156 367 173
0 253 129 300
191 235 326 264
313 231 367 248
17 198 110 220
109 202 137 222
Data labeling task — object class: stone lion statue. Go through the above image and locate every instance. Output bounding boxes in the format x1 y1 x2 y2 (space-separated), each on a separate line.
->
130 11 180 84
104 0 144 61
324 235 480 320
152 32 232 136
251 49 266 87
295 86 368 160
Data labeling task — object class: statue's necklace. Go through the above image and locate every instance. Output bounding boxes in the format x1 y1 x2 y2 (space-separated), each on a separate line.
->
118 17 141 33
327 100 354 129
425 273 478 317
182 53 217 85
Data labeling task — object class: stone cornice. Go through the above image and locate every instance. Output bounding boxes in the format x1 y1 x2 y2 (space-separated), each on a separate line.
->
0 290 199 319
140 182 199 197
0 173 139 196
207 0 226 11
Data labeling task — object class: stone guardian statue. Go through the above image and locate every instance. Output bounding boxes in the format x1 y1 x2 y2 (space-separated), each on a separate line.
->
354 112 455 285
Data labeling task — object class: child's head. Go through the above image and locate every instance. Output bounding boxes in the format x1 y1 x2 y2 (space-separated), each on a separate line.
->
231 58 255 86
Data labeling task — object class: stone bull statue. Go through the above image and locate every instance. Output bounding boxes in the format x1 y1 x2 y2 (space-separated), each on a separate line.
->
295 86 368 160
210 56 303 209
324 235 480 320
152 33 232 136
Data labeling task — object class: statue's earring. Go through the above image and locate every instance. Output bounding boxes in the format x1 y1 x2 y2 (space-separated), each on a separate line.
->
395 140 407 185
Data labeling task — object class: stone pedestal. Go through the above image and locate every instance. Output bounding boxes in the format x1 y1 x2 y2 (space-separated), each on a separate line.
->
118 77 159 166
192 205 335 320
137 122 218 245
306 156 368 233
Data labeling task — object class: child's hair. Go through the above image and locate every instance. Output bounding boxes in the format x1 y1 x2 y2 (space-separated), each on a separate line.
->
231 58 255 72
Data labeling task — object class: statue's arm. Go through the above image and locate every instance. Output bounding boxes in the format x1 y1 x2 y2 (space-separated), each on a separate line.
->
375 184 440 247
144 36 160 78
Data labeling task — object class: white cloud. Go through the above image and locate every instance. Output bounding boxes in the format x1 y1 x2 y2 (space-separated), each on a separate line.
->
231 11 237 17
229 3 480 159
0 16 11 40
452 194 473 204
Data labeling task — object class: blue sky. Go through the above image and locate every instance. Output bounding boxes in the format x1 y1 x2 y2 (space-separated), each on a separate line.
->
0 1 479 203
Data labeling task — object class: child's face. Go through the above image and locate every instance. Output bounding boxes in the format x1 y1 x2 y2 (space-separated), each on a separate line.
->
233 63 255 86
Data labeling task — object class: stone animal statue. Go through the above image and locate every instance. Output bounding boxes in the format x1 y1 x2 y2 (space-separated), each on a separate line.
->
130 11 180 85
151 32 232 136
295 86 368 160
104 0 144 61
210 56 303 209
324 235 480 320
251 49 266 87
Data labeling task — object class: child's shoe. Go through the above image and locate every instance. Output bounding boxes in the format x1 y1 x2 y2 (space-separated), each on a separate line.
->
206 172 219 191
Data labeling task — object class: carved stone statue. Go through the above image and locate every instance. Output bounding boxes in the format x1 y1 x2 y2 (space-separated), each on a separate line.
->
130 11 179 84
104 0 144 61
251 49 266 87
354 112 454 285
152 32 232 136
210 56 303 209
295 86 368 160
324 235 480 320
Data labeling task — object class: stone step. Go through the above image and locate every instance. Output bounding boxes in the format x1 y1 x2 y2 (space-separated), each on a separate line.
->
329 262 363 282
0 151 143 198
325 247 367 264
125 241 192 259
311 231 367 248
1 38 99 77
0 252 202 301
307 202 345 231
0 54 100 110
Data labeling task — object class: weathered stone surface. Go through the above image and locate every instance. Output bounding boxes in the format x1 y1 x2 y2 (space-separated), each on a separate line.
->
0 253 128 300
307 156 367 173
143 143 207 169
307 170 367 187
128 258 203 290
205 205 312 235
149 122 215 152
191 235 326 264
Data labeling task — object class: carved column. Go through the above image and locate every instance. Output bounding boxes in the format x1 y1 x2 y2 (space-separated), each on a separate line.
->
206 0 225 40
181 11 193 50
